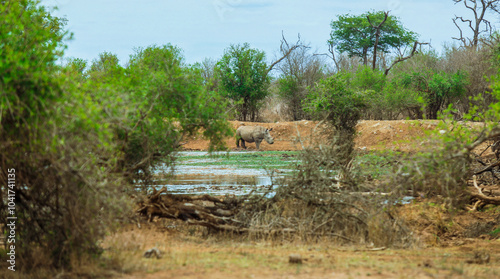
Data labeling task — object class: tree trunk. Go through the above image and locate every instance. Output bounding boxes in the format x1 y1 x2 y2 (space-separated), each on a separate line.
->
362 48 368 66
367 11 388 70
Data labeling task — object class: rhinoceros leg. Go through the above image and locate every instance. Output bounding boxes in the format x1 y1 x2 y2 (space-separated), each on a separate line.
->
255 140 261 150
241 140 247 149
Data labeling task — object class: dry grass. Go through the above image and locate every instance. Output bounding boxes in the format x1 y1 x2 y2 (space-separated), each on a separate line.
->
0 248 122 279
89 221 500 279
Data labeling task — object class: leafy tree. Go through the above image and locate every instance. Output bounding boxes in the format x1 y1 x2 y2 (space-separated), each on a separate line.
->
88 51 123 81
329 11 417 67
124 45 232 184
277 76 302 120
350 66 401 120
0 1 233 272
217 43 270 121
195 57 219 92
303 72 367 190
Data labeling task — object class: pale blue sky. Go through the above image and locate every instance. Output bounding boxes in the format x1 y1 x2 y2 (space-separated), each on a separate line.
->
43 0 499 66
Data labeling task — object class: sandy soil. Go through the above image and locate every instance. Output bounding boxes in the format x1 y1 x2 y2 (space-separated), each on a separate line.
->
183 120 491 154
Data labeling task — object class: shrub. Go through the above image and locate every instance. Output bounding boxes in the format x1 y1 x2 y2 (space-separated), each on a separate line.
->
304 72 366 132
271 71 415 247
0 0 129 269
396 70 468 119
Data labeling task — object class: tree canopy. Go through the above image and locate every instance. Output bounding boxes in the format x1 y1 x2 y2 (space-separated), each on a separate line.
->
216 43 270 121
329 11 418 66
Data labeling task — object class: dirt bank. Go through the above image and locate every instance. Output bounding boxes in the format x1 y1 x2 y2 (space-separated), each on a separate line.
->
183 120 490 153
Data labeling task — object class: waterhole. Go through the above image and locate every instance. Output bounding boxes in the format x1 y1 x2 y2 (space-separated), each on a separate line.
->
150 151 292 196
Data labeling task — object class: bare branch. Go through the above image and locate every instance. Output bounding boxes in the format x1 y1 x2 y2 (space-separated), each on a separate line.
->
470 175 500 206
313 43 342 72
452 16 470 46
267 32 306 74
452 0 500 48
384 41 429 75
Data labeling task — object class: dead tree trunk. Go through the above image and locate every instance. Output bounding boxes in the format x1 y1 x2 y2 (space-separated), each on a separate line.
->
452 0 500 49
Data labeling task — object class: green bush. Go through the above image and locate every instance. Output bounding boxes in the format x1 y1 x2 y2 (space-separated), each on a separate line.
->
397 70 468 119
0 0 129 269
304 72 366 131
351 66 386 92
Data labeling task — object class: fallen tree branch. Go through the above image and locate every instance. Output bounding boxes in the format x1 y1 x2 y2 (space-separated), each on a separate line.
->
136 187 372 243
474 160 500 175
136 187 240 224
469 175 500 207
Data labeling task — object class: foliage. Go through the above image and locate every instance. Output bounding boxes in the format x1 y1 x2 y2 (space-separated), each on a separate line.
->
216 43 270 121
384 56 500 210
389 139 472 209
304 72 366 131
397 70 468 119
0 1 234 272
349 66 422 119
329 11 417 66
302 72 368 210
258 125 413 247
351 65 387 92
0 0 129 270
277 76 305 120
441 43 499 116
194 57 219 92
83 45 234 188
0 0 67 132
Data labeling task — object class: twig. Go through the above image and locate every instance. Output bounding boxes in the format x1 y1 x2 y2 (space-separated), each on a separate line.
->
474 161 500 175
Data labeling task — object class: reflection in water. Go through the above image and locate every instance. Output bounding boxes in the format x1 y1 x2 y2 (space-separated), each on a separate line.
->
147 152 412 203
153 174 275 195
150 153 283 195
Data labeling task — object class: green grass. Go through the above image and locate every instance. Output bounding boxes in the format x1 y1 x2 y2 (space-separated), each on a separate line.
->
176 150 400 180
177 151 299 169
489 227 500 238
353 150 402 179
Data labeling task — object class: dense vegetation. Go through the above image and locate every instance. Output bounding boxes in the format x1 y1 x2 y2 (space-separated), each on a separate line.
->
0 0 232 271
2 0 500 275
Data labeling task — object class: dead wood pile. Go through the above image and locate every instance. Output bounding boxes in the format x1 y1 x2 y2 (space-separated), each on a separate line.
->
467 137 500 210
136 187 246 231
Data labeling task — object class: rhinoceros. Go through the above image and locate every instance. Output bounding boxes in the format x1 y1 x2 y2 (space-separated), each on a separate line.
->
236 125 274 150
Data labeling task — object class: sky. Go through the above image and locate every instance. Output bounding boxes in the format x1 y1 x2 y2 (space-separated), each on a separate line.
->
42 0 500 67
